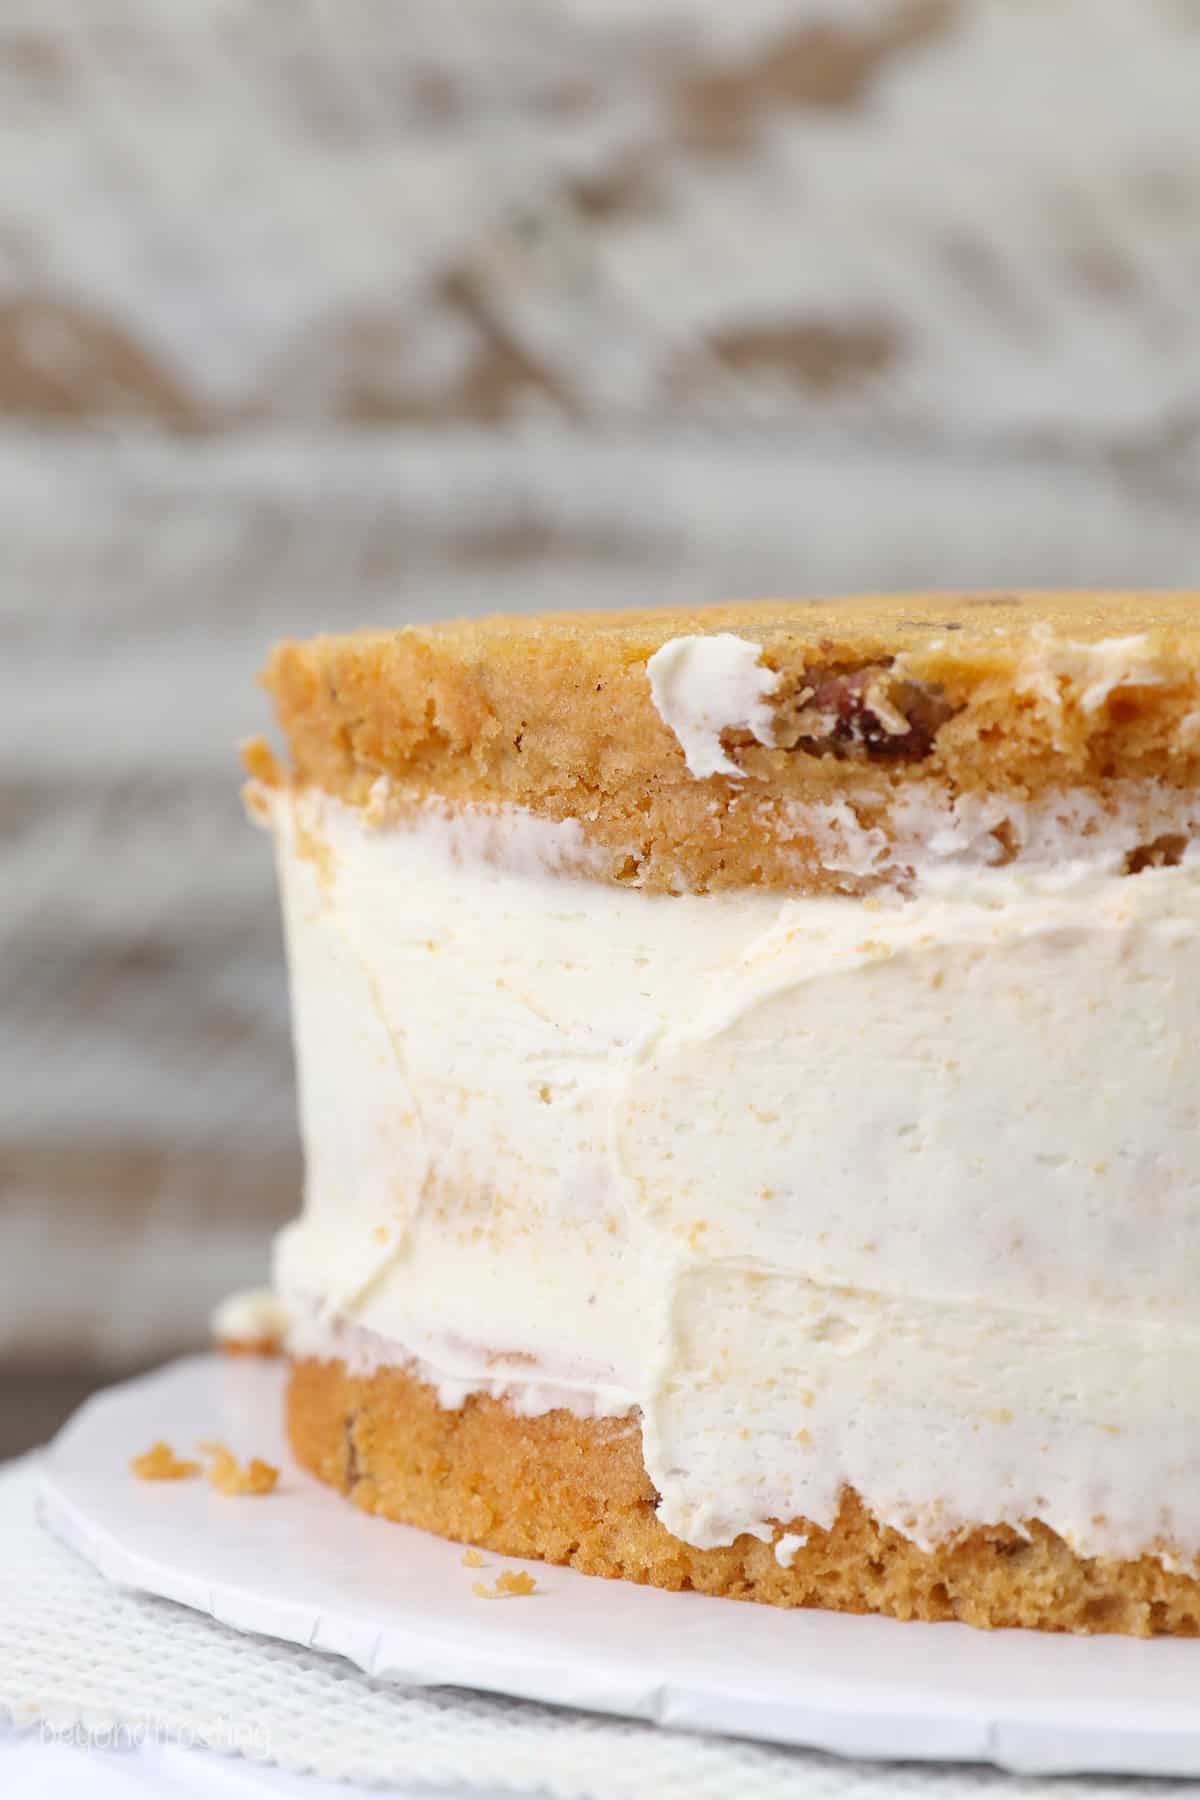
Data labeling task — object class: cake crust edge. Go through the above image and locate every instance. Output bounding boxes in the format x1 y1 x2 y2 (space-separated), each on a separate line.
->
260 594 1200 894
289 1354 1200 1637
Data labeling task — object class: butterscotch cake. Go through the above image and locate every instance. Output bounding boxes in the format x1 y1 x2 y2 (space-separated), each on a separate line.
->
246 592 1200 1635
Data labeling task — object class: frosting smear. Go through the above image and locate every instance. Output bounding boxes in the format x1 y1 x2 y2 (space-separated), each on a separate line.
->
267 785 1200 1571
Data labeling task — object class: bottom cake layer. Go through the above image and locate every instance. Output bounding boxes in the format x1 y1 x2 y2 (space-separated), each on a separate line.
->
289 1356 1200 1636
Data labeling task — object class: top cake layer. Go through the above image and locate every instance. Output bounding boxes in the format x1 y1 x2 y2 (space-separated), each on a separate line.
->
259 591 1200 892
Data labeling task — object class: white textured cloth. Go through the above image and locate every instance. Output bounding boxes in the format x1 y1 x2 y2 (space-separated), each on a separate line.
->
0 1457 1188 1799
0 1729 511 1800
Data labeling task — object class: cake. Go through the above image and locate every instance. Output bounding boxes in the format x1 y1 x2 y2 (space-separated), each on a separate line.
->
246 591 1200 1635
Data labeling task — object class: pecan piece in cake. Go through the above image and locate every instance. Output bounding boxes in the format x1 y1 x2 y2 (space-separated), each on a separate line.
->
776 661 955 761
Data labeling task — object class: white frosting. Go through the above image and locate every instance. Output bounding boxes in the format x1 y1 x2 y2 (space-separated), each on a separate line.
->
1016 627 1165 717
268 786 1200 1567
210 1287 290 1347
287 1309 636 1422
774 1531 809 1569
646 634 779 779
797 779 1200 883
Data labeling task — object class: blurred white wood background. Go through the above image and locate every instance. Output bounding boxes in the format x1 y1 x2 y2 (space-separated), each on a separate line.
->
4 0 1200 1377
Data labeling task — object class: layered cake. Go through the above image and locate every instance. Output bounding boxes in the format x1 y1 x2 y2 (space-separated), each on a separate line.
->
246 592 1200 1634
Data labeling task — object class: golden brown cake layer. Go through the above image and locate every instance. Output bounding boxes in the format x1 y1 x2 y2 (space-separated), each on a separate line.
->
259 593 1200 893
289 1355 1200 1637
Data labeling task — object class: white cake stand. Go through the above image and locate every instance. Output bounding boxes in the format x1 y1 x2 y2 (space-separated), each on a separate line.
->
36 1355 1200 1778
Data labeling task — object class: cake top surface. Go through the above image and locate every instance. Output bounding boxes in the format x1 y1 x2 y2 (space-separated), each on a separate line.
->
284 589 1200 651
256 591 1200 893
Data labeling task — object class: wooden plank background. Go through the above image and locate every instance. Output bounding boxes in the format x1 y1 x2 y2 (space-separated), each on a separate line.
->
3 0 1200 1433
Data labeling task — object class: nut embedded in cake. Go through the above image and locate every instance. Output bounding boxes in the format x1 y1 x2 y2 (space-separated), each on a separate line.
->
244 592 1200 1635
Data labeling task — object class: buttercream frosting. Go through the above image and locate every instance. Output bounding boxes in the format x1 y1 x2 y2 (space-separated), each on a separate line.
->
264 782 1200 1567
646 633 779 779
211 1287 290 1349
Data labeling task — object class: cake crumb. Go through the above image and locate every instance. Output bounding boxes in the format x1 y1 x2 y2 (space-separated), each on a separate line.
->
472 1570 538 1599
198 1440 279 1496
131 1441 200 1481
461 1547 485 1567
241 735 283 787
